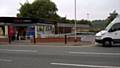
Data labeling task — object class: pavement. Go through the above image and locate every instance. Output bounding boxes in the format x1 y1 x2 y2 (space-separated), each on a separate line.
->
0 42 95 48
0 35 95 47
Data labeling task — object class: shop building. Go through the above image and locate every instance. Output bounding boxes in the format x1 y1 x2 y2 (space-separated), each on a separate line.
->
0 17 54 44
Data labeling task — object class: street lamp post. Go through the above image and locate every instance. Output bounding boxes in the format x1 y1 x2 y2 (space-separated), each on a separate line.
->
87 13 90 20
74 0 77 42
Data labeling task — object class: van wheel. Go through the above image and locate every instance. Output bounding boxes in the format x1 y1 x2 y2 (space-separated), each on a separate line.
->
103 40 112 47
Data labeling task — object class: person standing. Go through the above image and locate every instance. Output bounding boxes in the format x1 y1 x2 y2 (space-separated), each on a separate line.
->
8 26 15 43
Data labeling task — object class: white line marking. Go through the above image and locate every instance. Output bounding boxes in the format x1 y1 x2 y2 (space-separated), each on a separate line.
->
0 59 12 62
0 49 37 53
50 63 120 68
69 52 120 55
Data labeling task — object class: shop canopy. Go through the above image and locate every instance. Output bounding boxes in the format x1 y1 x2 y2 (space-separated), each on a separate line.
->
0 17 51 25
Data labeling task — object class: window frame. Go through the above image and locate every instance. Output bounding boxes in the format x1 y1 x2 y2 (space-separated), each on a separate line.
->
109 23 120 32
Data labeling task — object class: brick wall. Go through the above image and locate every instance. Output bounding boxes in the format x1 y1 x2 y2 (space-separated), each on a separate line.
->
32 37 81 43
0 38 9 44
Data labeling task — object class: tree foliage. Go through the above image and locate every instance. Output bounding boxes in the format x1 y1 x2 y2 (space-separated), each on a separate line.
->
17 0 60 20
17 3 31 17
90 10 119 32
77 19 91 25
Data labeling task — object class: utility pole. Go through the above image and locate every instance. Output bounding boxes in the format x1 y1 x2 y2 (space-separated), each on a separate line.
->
26 0 29 3
74 0 77 42
87 13 90 20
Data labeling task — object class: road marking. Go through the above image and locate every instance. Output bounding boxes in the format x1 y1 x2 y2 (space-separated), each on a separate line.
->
0 49 37 53
69 52 120 55
50 63 120 68
0 59 12 62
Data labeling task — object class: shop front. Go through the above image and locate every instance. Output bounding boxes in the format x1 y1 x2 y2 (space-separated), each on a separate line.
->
0 17 54 44
0 24 8 44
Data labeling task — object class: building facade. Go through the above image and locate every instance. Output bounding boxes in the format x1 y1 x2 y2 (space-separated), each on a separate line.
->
54 23 91 34
0 17 54 43
0 17 90 44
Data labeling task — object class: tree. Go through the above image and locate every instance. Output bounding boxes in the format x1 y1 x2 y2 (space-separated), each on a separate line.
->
90 10 118 32
17 0 60 20
92 20 106 30
17 3 31 17
77 19 91 25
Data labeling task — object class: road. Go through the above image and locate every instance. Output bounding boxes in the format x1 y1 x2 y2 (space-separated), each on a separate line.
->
0 45 120 68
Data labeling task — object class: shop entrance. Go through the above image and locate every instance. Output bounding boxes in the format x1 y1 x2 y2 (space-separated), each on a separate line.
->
15 26 27 40
0 17 48 44
8 25 35 44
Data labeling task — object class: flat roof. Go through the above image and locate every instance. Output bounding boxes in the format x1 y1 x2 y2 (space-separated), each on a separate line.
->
0 17 50 24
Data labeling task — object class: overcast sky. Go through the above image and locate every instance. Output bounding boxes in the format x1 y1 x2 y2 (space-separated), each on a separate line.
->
0 0 120 20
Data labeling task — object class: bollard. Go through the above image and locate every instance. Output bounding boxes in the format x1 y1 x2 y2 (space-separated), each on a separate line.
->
33 35 36 44
65 35 67 44
9 36 11 44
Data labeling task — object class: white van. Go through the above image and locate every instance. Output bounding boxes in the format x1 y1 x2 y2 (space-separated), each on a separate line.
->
95 15 120 47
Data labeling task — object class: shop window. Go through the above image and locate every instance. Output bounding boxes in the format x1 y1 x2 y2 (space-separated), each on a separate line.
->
0 26 5 36
37 25 44 32
46 26 52 31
